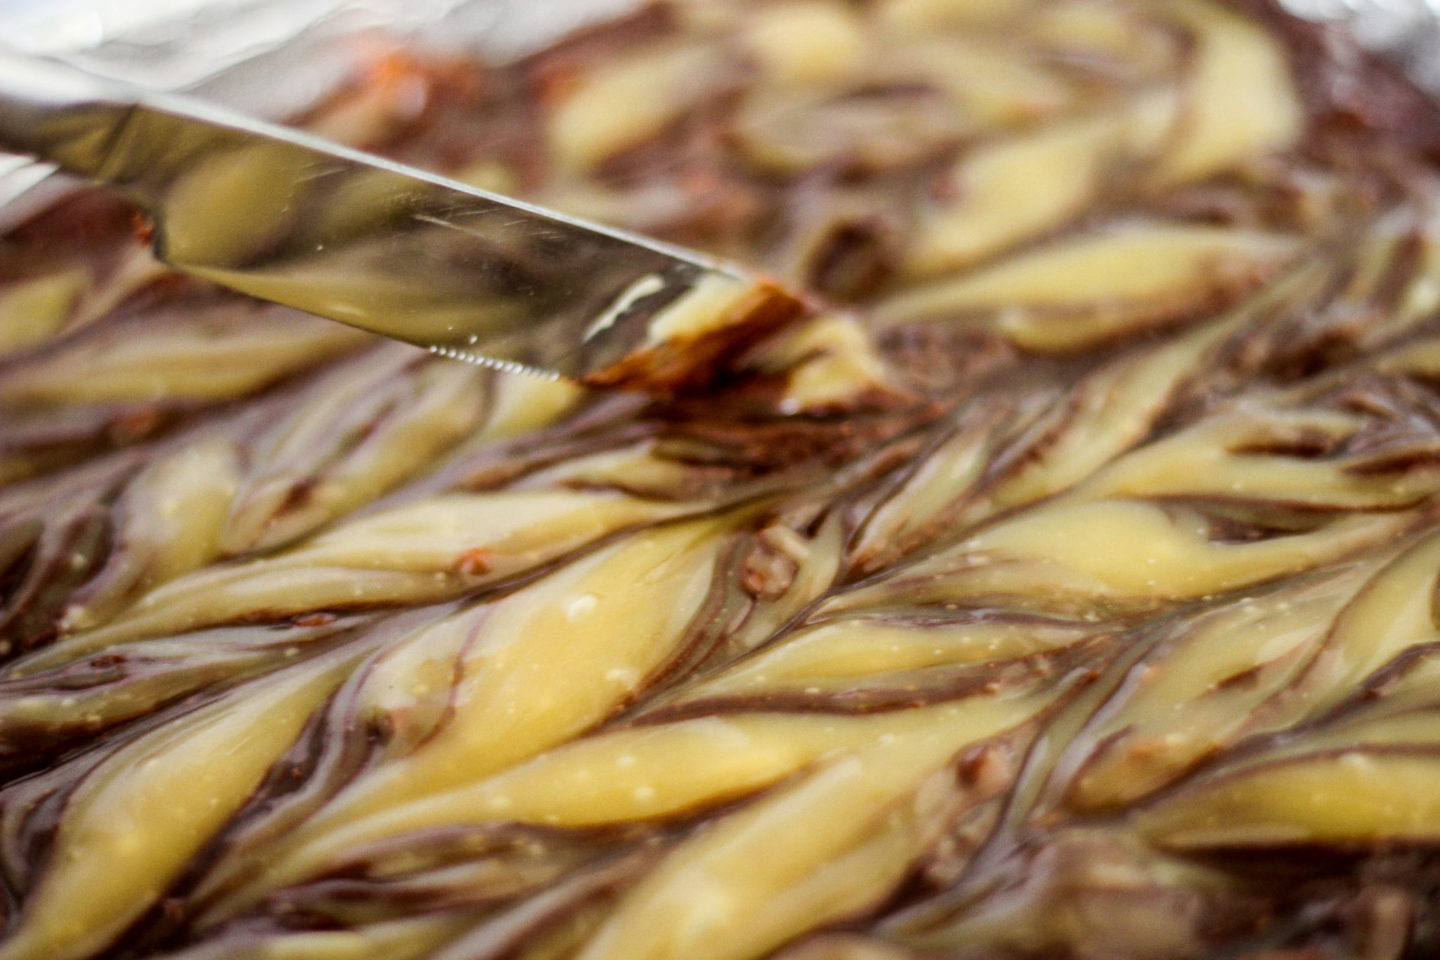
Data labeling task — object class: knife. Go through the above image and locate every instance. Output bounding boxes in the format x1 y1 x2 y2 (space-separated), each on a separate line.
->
0 47 805 386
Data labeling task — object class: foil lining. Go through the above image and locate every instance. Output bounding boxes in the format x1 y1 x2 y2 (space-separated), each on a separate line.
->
0 0 1437 244
1 0 1438 245
0 0 640 225
1282 0 1440 93
6 0 1440 90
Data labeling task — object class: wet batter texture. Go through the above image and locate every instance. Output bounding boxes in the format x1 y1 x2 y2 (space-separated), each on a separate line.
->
4 0 1440 957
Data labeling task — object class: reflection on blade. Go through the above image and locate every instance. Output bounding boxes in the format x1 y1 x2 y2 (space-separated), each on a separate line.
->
0 48 804 384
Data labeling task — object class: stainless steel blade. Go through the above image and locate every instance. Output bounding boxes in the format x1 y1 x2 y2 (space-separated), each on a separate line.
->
0 47 803 385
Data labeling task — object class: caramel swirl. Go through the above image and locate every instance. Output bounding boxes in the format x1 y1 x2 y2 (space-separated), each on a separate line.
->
3 2 1440 958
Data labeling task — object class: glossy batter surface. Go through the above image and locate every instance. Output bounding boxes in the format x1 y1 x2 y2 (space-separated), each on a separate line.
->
4 1 1440 957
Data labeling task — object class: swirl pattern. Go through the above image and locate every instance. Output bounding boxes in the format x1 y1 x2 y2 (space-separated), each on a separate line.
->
5 1 1440 958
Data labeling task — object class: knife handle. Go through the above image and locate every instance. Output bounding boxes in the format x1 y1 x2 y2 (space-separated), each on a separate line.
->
0 46 140 179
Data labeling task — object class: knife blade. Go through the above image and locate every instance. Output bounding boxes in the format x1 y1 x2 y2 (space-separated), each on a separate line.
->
0 47 805 386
